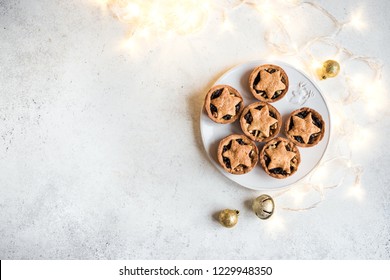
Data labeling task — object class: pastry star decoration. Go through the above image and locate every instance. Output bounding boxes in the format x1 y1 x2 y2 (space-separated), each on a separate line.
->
265 142 296 174
255 70 286 99
248 106 277 138
223 140 253 170
211 88 241 118
289 113 321 143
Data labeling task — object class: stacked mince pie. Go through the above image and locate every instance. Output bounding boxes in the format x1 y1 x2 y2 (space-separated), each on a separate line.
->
204 64 325 179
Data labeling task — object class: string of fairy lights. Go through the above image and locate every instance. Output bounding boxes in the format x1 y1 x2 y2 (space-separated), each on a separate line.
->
95 0 386 228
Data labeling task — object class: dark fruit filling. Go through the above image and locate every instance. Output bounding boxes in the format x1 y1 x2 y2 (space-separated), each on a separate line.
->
312 115 322 129
210 104 217 115
269 111 276 118
211 89 223 100
254 73 261 88
296 111 309 118
294 136 304 143
255 105 264 110
269 168 288 175
309 134 316 144
253 72 265 94
265 155 271 166
288 118 294 131
252 72 265 95
266 68 277 74
222 140 232 168
223 157 231 169
222 140 232 153
235 104 241 114
236 139 245 145
222 115 232 120
244 111 253 124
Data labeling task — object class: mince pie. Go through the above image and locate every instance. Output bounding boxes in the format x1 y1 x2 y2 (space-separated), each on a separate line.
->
260 137 301 179
217 134 259 175
240 101 282 142
249 64 289 102
204 85 244 124
285 107 325 147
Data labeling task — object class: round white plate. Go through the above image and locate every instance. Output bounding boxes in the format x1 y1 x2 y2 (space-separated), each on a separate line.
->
200 60 331 190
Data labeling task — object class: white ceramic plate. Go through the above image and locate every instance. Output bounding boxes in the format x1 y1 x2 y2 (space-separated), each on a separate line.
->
200 60 331 190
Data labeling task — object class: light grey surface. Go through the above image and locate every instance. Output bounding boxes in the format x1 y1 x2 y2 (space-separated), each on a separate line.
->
0 0 389 259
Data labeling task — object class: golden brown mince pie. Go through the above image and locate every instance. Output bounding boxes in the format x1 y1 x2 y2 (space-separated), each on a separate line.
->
285 107 325 147
204 85 244 124
217 134 259 175
260 137 301 179
249 64 289 102
240 101 282 142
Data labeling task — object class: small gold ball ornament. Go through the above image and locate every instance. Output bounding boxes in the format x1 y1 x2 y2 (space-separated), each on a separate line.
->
218 209 239 228
252 194 275 220
319 60 340 80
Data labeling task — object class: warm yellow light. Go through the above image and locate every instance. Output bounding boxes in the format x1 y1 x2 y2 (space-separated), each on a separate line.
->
93 0 109 8
347 74 366 95
201 0 211 10
312 166 328 181
315 184 324 193
348 10 366 30
122 36 138 54
283 0 301 5
349 126 372 150
255 0 276 21
332 111 345 131
290 188 306 204
106 0 209 36
222 17 234 31
173 6 206 34
138 27 150 38
265 212 285 233
124 2 141 18
347 183 365 201
363 80 387 114
310 59 322 71
344 73 385 116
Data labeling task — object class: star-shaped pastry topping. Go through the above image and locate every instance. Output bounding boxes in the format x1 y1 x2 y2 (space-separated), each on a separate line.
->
211 88 241 118
248 106 278 138
265 142 297 174
255 70 286 99
223 140 253 170
289 113 321 143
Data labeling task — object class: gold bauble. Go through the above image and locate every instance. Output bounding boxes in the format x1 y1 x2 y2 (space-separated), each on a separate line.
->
218 209 239 228
320 60 340 80
252 194 274 220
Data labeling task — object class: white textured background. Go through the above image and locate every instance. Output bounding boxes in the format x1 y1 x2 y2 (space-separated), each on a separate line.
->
0 0 389 259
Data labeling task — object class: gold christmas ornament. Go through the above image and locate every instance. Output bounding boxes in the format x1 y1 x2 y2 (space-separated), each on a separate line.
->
218 209 239 228
252 194 275 219
319 60 340 80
